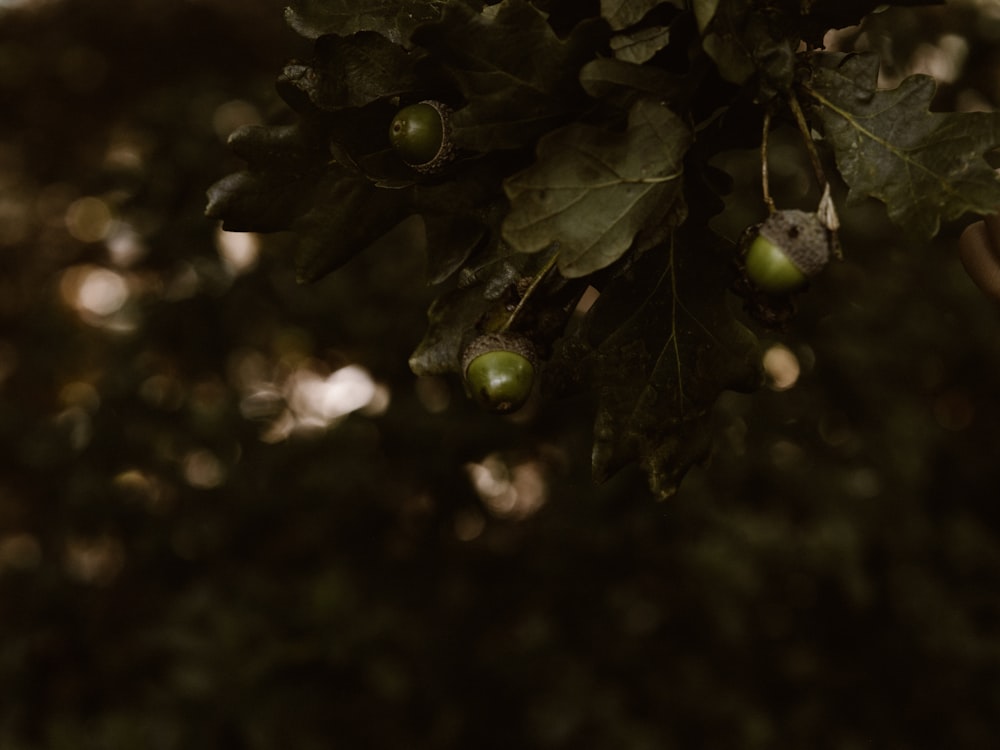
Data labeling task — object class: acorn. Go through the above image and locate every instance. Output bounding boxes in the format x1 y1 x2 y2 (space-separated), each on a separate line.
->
745 209 831 294
388 100 454 174
461 332 538 414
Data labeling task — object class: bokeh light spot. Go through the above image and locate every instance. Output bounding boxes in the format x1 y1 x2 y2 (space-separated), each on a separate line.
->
763 344 801 391
0 533 42 572
465 453 548 520
65 195 114 243
287 364 379 429
212 99 263 141
215 226 259 275
182 450 225 489
64 535 125 586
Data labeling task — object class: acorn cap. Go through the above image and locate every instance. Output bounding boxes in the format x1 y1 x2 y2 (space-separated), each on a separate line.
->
461 332 538 375
390 100 455 174
757 209 831 277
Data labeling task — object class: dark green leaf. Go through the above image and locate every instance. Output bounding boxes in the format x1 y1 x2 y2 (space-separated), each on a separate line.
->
578 57 686 104
694 0 794 93
284 0 444 46
204 124 328 232
694 0 750 84
412 0 608 151
278 33 419 112
408 285 494 376
807 52 1000 240
581 237 762 498
409 244 542 375
422 213 487 285
205 171 313 233
411 174 506 284
292 168 411 283
502 98 691 278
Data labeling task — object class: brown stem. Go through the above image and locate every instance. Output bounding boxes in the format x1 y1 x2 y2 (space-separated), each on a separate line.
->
787 89 827 188
789 89 843 259
499 248 560 333
761 107 776 215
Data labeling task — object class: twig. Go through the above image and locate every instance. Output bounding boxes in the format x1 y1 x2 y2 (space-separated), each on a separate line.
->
499 248 560 332
787 89 827 189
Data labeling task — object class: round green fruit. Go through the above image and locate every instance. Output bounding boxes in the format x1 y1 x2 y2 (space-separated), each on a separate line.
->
462 333 537 414
745 234 809 293
388 100 454 173
745 209 830 294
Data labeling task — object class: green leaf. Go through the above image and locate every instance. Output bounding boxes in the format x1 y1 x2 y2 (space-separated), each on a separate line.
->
284 0 444 46
412 0 608 151
581 237 762 498
807 52 1000 240
502 98 691 278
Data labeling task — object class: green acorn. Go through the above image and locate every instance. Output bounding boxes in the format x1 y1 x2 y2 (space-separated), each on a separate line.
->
462 332 538 414
388 100 454 174
745 209 831 294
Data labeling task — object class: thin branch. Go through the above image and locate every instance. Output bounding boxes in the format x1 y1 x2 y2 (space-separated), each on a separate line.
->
499 248 560 333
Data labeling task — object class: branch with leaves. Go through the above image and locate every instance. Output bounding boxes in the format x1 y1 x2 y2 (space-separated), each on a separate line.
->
206 0 1000 498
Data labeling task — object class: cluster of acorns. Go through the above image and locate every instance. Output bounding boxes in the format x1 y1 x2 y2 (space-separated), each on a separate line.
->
388 101 538 414
387 102 833 415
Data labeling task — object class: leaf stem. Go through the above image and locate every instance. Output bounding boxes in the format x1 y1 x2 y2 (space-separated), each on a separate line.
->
499 248 560 333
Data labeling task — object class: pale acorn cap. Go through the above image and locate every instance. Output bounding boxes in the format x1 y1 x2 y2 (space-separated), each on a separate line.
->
757 209 831 277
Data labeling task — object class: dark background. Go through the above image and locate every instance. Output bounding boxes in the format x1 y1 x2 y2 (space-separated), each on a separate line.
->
1 1 999 747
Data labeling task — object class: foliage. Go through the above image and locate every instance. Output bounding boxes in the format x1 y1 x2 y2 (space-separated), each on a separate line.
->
209 0 1000 498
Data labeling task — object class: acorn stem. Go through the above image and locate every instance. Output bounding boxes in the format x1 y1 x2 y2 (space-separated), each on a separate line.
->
788 89 842 258
788 90 827 189
499 248 560 333
761 107 776 215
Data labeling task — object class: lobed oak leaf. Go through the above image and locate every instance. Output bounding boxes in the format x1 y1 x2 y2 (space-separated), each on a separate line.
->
502 98 691 278
808 52 1000 240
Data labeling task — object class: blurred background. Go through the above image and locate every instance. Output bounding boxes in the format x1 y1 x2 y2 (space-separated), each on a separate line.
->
1 1 1000 747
